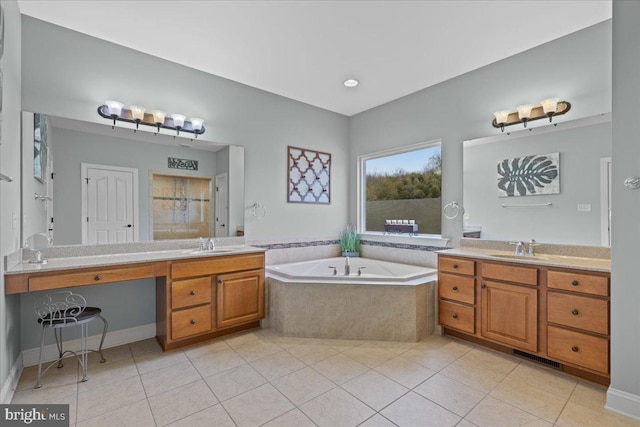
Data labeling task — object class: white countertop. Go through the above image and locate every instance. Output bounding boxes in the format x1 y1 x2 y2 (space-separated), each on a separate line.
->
440 248 610 273
5 245 266 275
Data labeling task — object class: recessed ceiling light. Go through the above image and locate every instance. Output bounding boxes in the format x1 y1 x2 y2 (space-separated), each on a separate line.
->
343 79 359 88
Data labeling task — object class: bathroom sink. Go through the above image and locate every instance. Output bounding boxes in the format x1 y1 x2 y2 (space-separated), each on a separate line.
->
489 254 549 261
182 248 238 255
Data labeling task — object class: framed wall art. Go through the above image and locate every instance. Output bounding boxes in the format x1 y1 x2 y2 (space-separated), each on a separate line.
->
287 146 331 204
497 152 559 197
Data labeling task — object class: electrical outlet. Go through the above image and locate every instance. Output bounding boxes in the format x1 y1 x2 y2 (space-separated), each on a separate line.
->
577 204 592 212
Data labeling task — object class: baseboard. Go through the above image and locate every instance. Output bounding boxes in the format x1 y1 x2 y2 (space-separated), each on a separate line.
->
21 323 156 367
0 353 23 404
606 387 640 421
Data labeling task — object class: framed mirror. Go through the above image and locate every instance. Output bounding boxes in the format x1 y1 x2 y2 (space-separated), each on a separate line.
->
463 114 611 247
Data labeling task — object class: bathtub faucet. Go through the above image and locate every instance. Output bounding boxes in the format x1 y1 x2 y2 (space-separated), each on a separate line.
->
344 257 350 276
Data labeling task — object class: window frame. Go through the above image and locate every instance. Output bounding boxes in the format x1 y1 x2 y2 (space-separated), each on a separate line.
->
356 139 442 239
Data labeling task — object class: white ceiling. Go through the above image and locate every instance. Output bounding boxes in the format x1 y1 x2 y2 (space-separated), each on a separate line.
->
18 1 611 117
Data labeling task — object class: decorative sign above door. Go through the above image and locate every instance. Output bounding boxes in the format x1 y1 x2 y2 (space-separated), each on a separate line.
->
168 157 198 171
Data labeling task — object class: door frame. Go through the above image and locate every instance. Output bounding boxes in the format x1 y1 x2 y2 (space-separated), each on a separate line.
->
215 173 229 237
600 157 612 246
81 163 139 244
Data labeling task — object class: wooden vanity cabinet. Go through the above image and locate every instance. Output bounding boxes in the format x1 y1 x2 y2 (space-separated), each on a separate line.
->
157 252 265 350
438 254 611 384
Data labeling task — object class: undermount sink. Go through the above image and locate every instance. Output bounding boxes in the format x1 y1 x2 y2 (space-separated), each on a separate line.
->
489 254 549 261
182 247 238 255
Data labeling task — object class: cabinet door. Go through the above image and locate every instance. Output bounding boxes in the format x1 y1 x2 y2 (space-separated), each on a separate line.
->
481 280 538 352
216 269 265 329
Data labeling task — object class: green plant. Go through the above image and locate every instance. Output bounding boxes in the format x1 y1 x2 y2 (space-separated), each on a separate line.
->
339 225 361 253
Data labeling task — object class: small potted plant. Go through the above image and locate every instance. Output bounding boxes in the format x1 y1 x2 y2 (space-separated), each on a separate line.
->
339 225 361 257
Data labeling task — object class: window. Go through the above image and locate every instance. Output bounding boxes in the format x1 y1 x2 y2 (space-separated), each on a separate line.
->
358 141 441 235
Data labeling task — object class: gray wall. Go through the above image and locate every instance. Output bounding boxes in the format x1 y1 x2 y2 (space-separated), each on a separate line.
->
0 0 22 401
464 120 611 245
348 21 612 243
50 126 219 245
610 0 640 416
21 16 350 242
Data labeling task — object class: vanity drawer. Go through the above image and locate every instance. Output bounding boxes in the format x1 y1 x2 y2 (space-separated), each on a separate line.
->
438 273 475 304
439 300 475 334
171 305 212 340
547 325 609 374
481 262 538 286
171 277 212 310
547 270 609 297
547 292 608 335
29 264 155 292
439 257 475 276
171 253 265 279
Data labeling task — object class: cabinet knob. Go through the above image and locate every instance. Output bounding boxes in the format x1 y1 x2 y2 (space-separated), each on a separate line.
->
571 346 579 352
481 283 487 289
571 309 579 316
190 320 196 325
452 264 458 269
94 275 101 281
571 280 579 286
452 314 458 319
217 279 223 284
452 286 458 291
190 290 196 296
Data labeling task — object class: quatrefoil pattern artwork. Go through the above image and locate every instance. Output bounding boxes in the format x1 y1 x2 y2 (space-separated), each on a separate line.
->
287 146 331 204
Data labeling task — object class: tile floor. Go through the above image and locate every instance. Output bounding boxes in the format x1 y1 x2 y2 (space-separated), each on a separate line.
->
11 329 640 427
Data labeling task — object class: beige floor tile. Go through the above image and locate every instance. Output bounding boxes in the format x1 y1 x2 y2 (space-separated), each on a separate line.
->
490 377 566 423
11 384 78 425
414 373 485 417
204 363 267 401
416 333 455 348
223 331 262 348
183 338 231 360
342 370 408 411
265 335 311 349
312 353 370 384
272 366 335 405
300 387 375 427
440 358 508 393
262 408 316 427
129 338 163 357
166 404 236 427
286 343 339 365
374 355 436 388
556 401 640 427
222 383 295 427
507 362 577 399
466 396 552 427
78 357 139 391
235 339 282 362
250 350 305 381
76 399 155 427
569 380 608 408
148 379 218 426
134 350 188 374
359 414 398 426
457 420 480 427
380 391 461 427
342 346 397 368
459 348 519 376
87 343 133 366
373 340 419 354
402 341 472 371
77 375 147 422
140 359 202 397
190 347 246 377
17 360 79 391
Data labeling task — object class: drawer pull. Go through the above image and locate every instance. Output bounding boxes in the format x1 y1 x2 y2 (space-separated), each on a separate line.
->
190 290 196 296
190 319 196 325
94 275 101 281
481 283 487 289
452 286 458 291
217 279 223 284
571 346 579 352
452 264 458 269
572 280 579 286
452 313 458 319
571 309 579 316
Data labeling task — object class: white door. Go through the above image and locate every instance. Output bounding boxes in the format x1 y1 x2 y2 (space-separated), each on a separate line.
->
82 163 138 244
215 173 228 237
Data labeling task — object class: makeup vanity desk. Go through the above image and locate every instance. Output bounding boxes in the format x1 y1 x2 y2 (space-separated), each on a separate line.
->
4 246 266 351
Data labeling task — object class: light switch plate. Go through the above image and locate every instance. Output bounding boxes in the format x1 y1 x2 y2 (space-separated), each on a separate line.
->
577 204 592 212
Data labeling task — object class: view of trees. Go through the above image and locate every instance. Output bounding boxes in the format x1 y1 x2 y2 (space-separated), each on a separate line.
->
366 153 442 201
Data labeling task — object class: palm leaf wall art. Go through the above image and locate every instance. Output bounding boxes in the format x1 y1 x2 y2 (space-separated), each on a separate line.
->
497 152 559 197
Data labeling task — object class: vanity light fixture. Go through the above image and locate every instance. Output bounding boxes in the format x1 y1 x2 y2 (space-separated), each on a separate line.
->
492 99 571 132
98 102 205 137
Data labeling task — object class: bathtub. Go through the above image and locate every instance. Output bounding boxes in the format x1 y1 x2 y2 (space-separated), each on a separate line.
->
266 257 437 341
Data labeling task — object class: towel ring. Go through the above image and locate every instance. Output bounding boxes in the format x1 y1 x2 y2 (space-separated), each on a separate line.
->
252 202 267 220
443 201 464 220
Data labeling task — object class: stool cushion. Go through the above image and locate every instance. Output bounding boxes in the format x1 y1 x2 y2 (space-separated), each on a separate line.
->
38 306 102 326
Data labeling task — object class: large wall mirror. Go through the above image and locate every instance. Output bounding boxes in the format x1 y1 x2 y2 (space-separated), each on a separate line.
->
21 112 245 246
463 114 611 247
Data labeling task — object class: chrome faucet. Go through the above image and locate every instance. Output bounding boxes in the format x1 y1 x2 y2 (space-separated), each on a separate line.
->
510 241 526 256
198 237 215 251
207 238 215 251
527 239 540 256
344 257 350 276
